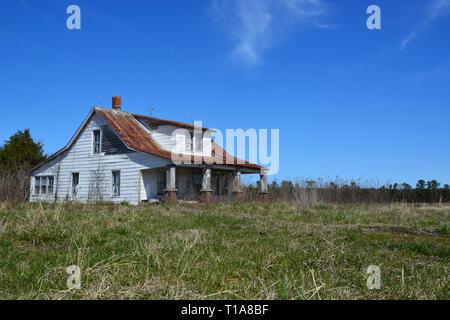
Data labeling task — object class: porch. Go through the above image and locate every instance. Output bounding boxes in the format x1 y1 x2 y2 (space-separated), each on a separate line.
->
138 164 268 204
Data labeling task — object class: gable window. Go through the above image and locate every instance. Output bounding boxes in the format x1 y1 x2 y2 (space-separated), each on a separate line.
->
93 130 101 154
194 132 203 153
112 171 120 196
72 173 79 196
34 176 55 195
186 132 193 152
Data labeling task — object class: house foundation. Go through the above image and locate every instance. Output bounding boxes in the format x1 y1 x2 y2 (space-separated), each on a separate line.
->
232 191 244 201
259 192 270 203
200 190 213 203
164 189 178 202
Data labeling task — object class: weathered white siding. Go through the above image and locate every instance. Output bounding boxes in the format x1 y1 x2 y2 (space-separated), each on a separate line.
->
151 125 178 152
30 114 170 205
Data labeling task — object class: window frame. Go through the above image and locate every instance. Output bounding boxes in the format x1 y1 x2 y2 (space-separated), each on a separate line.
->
193 132 203 153
112 170 121 197
34 176 41 195
34 176 55 196
186 131 193 153
40 176 48 195
92 129 101 154
48 176 54 194
71 172 79 196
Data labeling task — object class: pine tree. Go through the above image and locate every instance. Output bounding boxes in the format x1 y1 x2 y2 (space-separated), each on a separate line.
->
0 129 46 169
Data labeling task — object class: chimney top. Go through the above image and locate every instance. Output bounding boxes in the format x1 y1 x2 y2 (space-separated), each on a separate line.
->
112 96 121 110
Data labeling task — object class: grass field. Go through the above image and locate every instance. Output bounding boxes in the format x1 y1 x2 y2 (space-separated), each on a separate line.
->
0 202 448 299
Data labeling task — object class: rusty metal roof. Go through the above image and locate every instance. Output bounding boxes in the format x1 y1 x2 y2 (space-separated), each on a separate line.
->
132 113 213 132
95 107 262 170
96 108 172 159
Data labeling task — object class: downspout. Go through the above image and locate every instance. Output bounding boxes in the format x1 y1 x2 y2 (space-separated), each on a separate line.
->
54 156 61 203
138 170 142 205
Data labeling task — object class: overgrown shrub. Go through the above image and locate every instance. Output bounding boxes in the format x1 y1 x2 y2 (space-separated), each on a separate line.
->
0 164 29 202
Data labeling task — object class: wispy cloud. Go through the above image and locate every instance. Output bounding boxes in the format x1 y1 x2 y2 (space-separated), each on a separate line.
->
401 0 450 50
0 28 51 54
16 0 48 18
412 60 450 80
209 0 328 65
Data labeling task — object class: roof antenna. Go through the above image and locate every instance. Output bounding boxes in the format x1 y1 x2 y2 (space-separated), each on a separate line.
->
149 107 154 117
99 91 103 107
190 113 193 124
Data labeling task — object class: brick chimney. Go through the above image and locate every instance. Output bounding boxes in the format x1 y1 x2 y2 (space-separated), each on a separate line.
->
112 96 121 110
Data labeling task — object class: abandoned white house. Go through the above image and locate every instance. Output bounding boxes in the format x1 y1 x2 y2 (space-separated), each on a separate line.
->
29 96 269 205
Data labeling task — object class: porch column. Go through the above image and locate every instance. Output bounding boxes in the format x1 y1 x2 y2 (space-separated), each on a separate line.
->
200 166 213 204
232 169 243 202
164 164 177 202
259 169 269 203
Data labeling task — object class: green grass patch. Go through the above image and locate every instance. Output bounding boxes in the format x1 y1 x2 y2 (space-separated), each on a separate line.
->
0 202 448 299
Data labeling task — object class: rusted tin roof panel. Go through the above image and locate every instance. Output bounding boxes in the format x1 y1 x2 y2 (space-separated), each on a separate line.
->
96 108 172 159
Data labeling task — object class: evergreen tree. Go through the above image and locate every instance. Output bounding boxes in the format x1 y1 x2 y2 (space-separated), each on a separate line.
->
0 129 46 169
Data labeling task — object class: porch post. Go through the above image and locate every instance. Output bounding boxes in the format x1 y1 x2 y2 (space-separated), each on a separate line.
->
259 169 269 203
200 166 213 204
232 169 243 202
164 164 177 202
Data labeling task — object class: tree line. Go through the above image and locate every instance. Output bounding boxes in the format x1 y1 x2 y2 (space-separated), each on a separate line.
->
0 129 448 204
242 179 450 204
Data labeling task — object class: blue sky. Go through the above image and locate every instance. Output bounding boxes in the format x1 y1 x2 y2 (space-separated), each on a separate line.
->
1 0 449 185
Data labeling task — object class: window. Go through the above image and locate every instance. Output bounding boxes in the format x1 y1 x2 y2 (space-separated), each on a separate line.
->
194 132 203 153
93 130 101 154
176 130 204 153
112 171 120 196
157 171 166 196
34 177 41 195
48 177 54 194
34 177 41 194
34 176 55 195
72 173 79 196
192 172 202 193
186 132 193 152
41 177 47 195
